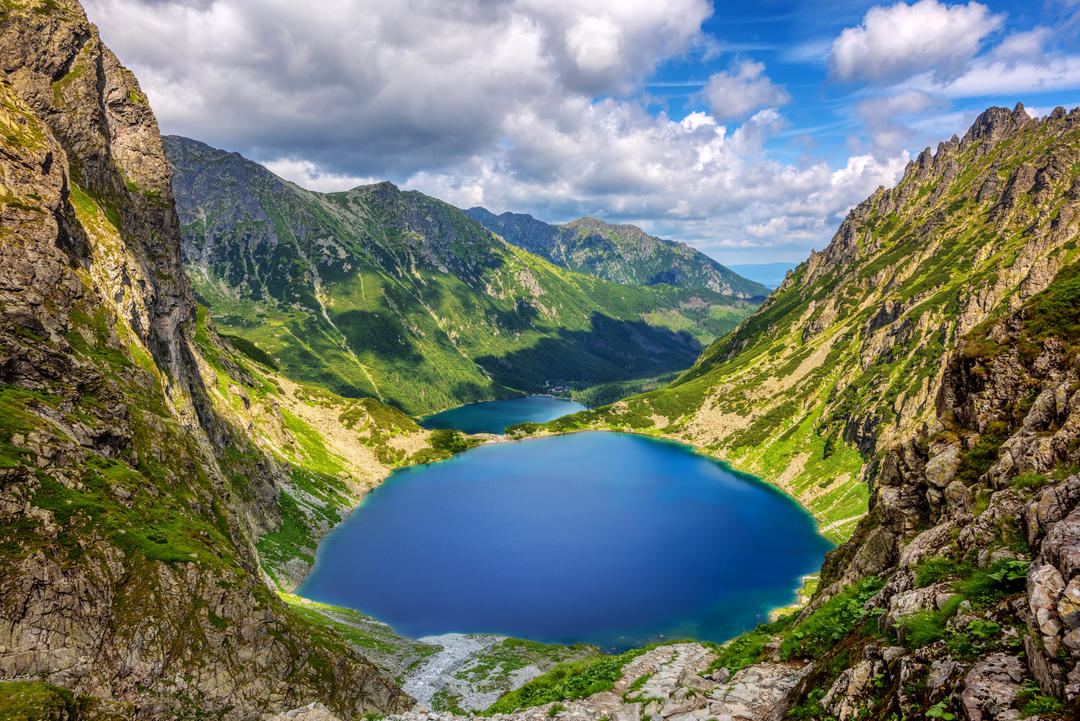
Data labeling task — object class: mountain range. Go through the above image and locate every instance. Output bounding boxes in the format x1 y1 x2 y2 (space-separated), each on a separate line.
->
167 136 759 415
2 1 1080 720
464 207 770 298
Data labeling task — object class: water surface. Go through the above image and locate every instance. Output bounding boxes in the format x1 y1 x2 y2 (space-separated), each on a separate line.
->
420 396 586 434
298 432 831 650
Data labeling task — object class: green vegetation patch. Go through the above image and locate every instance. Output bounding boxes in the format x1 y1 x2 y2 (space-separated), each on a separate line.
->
256 490 318 572
0 681 74 720
1016 260 1080 356
913 557 956 588
708 614 795 674
1011 472 1051 490
1016 679 1069 718
780 577 885 660
487 647 646 714
897 559 1030 654
428 428 477 454
456 638 598 695
220 332 279 370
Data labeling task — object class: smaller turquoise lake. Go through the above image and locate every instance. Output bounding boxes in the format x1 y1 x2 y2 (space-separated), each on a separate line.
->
420 396 587 434
298 429 832 651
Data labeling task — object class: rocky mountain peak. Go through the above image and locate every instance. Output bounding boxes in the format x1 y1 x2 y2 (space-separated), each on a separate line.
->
565 216 609 230
961 101 1036 148
1 0 195 376
345 179 403 204
467 208 769 297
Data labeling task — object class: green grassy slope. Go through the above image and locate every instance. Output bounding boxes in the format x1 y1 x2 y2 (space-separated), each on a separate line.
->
521 104 1080 542
167 136 757 415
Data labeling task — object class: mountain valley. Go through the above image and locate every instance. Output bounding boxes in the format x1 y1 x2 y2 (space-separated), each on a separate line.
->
167 137 759 415
1 1 1080 720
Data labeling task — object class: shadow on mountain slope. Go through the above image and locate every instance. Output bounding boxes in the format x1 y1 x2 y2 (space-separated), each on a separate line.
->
475 313 704 393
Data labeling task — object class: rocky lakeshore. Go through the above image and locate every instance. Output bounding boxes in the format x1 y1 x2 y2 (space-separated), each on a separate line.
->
271 642 809 721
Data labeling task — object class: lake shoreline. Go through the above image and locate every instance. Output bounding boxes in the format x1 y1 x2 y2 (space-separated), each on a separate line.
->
419 395 587 435
286 399 831 684
299 429 831 654
416 392 582 421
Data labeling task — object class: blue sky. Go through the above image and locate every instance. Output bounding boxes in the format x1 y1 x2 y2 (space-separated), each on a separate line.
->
651 0 1080 169
86 0 1080 264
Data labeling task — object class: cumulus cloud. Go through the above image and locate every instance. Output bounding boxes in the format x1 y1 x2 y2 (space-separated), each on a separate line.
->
401 103 907 256
856 90 945 158
626 149 909 262
992 28 1052 64
701 60 791 121
830 0 1003 85
84 0 907 258
261 159 378 194
85 0 713 177
907 54 1080 97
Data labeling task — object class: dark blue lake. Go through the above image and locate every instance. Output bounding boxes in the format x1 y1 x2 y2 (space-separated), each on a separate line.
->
420 396 586 434
297 432 832 650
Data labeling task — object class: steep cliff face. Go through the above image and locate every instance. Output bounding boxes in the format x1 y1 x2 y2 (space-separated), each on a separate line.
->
743 259 1080 720
0 1 419 717
465 207 769 298
0 0 194 381
167 136 757 415
530 104 1080 542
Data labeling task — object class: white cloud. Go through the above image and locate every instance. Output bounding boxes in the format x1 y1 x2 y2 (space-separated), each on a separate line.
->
992 28 1052 63
85 0 713 177
565 15 624 77
856 89 945 158
634 148 910 262
84 0 909 259
780 38 832 65
261 159 378 194
830 0 1003 85
884 22 1080 105
400 103 907 256
914 55 1080 97
701 60 791 120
